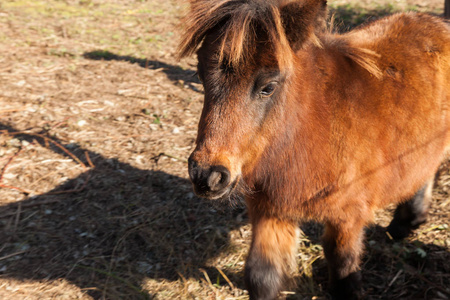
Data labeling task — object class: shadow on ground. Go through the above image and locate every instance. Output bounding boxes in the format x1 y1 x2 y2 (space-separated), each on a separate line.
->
0 122 247 299
83 50 202 92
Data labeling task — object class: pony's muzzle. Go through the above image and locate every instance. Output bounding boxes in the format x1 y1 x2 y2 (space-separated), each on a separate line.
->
188 156 232 199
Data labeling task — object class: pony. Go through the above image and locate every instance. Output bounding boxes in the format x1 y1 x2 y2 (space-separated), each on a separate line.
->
178 0 450 299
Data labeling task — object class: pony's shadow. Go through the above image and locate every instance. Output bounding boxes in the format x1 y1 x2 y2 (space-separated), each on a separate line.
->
0 123 246 299
82 50 202 93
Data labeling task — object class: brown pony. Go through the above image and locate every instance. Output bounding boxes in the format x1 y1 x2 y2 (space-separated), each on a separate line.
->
178 0 450 299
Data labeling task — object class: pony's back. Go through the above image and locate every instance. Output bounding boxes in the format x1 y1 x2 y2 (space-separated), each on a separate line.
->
306 13 450 211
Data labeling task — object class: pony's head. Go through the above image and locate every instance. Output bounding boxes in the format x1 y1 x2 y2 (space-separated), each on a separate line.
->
178 0 327 200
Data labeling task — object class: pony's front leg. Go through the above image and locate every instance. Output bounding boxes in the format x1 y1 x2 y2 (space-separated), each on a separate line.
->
245 216 298 300
322 220 365 300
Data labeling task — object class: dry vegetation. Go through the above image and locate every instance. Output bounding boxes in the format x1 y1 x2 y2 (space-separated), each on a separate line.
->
0 0 448 299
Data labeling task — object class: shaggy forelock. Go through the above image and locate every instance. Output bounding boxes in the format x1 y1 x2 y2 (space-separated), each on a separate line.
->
178 0 294 69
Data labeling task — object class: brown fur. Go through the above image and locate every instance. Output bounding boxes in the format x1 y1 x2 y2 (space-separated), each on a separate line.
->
180 0 450 299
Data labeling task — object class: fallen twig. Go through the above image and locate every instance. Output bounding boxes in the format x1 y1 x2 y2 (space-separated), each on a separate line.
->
151 152 188 164
85 151 95 168
0 147 34 194
382 269 403 295
84 134 154 141
46 171 91 195
13 202 21 232
216 267 235 290
0 250 28 262
0 107 27 114
0 184 32 194
39 134 87 170
199 268 215 291
0 130 87 170
0 147 23 182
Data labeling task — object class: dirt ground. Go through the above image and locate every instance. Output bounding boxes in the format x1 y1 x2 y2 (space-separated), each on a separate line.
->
0 0 448 299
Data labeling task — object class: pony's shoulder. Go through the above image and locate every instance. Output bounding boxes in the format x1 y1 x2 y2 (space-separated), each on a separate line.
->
344 12 450 51
324 12 450 78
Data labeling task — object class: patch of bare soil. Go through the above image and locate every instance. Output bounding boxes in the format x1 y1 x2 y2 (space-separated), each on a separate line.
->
0 0 448 299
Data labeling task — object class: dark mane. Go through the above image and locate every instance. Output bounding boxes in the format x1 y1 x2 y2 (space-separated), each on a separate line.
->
178 0 294 68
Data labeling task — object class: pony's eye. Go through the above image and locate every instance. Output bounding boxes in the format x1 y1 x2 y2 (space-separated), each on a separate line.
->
260 82 277 97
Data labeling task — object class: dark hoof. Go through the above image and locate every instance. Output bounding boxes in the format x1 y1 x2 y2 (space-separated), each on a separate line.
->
330 272 362 300
245 258 283 300
386 215 427 241
386 220 413 240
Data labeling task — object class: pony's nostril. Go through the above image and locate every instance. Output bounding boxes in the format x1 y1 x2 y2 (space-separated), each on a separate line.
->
188 156 199 182
207 166 230 191
207 171 222 190
220 168 230 185
189 160 231 196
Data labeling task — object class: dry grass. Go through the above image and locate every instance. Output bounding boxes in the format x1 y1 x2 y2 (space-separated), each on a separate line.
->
0 0 448 299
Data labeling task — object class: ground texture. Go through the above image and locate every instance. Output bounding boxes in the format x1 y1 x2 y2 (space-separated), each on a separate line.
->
0 0 448 299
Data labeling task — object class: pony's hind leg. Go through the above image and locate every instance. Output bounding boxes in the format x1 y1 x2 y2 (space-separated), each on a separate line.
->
245 216 298 300
386 179 433 240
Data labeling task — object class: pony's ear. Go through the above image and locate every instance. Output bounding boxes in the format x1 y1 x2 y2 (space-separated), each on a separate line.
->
280 0 327 52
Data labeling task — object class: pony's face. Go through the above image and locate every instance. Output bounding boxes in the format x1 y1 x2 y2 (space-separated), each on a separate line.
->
188 30 290 200
181 0 327 200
